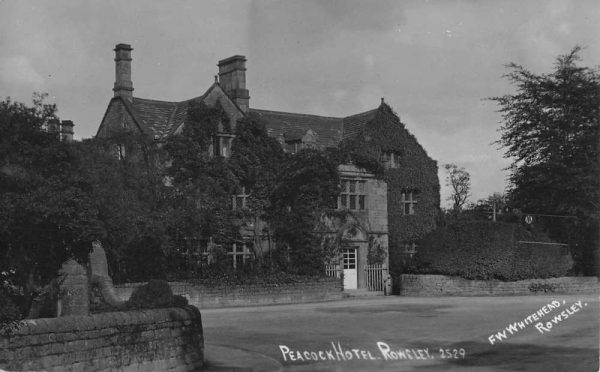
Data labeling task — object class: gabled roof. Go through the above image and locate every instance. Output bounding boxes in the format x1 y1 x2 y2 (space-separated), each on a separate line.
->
100 81 387 147
100 83 237 140
129 96 204 139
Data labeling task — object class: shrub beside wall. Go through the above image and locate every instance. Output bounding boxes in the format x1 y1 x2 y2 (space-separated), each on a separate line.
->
409 221 573 281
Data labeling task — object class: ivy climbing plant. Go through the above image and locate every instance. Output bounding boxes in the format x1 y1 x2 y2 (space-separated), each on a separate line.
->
340 103 440 274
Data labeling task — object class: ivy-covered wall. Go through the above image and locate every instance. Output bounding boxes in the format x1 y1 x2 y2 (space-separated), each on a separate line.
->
340 103 440 275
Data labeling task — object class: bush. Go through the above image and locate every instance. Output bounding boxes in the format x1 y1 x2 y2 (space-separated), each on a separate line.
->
127 279 178 309
408 221 573 281
0 291 22 327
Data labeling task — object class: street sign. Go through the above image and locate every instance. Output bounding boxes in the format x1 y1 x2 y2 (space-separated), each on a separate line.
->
524 215 533 224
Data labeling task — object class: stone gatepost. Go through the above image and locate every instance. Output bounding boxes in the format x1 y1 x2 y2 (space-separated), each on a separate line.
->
58 259 89 316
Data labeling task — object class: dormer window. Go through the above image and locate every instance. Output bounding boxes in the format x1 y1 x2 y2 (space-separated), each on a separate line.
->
285 140 301 154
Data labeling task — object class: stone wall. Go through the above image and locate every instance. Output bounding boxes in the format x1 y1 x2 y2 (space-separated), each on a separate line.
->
0 307 203 372
399 274 599 296
116 278 342 308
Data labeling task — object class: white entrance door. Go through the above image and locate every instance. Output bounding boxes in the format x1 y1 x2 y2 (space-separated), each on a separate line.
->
342 247 357 289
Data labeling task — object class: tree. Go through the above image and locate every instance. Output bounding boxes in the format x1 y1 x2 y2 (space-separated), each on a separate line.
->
0 95 103 317
228 113 285 259
465 192 514 222
491 46 599 275
444 163 471 213
268 149 340 274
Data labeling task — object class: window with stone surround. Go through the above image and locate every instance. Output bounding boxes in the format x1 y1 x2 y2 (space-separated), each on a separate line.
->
401 192 418 215
338 179 367 211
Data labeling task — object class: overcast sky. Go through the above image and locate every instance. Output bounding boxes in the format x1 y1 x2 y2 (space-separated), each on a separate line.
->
1 0 598 207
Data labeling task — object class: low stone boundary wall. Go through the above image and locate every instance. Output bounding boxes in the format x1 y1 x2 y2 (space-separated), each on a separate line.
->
399 275 599 296
116 278 342 308
0 306 203 372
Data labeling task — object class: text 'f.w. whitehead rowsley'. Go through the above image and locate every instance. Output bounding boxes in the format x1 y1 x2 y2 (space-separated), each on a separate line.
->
96 43 439 291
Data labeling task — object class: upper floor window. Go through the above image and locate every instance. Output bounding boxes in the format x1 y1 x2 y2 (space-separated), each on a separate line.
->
402 242 418 257
382 151 400 169
339 179 367 211
401 192 417 215
232 187 249 210
212 134 234 158
114 143 126 160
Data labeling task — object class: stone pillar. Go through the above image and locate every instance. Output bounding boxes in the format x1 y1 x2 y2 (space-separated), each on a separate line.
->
89 241 127 309
58 259 89 316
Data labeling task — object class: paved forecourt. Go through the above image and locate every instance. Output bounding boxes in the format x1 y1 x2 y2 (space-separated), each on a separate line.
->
202 293 599 372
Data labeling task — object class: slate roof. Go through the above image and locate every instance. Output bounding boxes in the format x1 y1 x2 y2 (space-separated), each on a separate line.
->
341 109 378 140
250 107 380 148
111 89 381 146
250 109 344 148
126 96 204 139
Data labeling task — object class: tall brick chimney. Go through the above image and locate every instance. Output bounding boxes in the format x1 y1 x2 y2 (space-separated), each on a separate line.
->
113 43 133 100
218 55 249 112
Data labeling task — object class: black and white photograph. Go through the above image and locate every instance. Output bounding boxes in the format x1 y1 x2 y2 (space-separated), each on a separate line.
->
0 1 598 371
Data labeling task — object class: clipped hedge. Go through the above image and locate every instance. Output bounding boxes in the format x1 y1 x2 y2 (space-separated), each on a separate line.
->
127 279 188 310
408 221 573 281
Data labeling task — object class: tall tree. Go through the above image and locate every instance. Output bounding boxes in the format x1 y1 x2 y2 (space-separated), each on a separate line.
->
228 113 285 258
444 163 471 213
0 95 103 315
268 149 340 274
491 46 599 274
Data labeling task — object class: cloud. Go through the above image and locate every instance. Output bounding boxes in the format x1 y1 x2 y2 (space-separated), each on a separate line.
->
0 56 44 87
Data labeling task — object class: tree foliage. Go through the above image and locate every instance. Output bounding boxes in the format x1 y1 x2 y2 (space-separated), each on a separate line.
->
444 163 471 212
268 149 340 275
0 95 103 317
491 46 599 274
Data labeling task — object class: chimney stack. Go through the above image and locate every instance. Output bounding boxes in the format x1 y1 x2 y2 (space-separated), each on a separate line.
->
60 120 74 142
113 43 133 100
47 119 60 135
218 55 249 112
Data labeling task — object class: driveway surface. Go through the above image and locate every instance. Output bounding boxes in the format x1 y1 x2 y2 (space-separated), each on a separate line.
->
201 294 598 371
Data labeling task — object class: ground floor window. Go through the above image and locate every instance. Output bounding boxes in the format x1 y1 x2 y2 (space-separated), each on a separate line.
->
226 242 254 269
